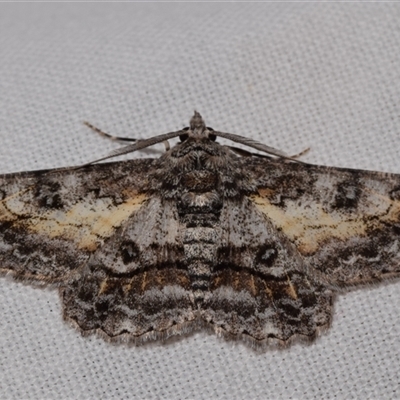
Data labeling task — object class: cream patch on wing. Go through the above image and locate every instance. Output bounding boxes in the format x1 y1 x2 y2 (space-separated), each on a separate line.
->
250 190 400 255
0 192 147 251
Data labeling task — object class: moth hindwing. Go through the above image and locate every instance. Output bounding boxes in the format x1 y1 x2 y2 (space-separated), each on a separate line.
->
1 112 399 348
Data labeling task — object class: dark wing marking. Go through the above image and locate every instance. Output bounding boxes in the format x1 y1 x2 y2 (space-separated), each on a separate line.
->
247 159 400 287
202 197 333 345
62 263 195 342
62 198 195 341
0 160 152 283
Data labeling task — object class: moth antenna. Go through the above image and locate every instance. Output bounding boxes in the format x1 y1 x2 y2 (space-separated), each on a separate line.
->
81 129 185 166
84 121 137 143
213 130 294 160
83 113 302 166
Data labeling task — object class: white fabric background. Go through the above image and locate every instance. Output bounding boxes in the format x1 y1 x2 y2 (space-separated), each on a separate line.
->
0 3 399 399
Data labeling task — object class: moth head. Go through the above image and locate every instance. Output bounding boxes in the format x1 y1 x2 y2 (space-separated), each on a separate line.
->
180 111 216 142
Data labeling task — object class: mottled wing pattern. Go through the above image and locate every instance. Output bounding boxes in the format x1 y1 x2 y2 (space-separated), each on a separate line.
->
203 197 333 344
0 160 152 282
247 159 400 287
62 198 195 341
2 111 399 348
0 161 197 341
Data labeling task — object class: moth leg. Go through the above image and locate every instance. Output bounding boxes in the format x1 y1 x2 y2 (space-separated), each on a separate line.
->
83 121 172 155
227 145 310 161
227 146 254 157
163 140 171 151
289 147 310 159
227 146 273 159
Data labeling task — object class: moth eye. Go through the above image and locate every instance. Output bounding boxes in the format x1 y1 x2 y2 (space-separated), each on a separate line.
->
206 127 216 141
179 133 189 142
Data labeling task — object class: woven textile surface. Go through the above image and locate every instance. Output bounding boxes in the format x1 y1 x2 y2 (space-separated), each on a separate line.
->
0 3 399 399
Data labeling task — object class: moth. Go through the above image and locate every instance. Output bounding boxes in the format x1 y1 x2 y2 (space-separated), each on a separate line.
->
1 112 399 349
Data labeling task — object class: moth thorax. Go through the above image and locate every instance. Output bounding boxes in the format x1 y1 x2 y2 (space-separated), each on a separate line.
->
181 170 218 191
180 191 221 209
